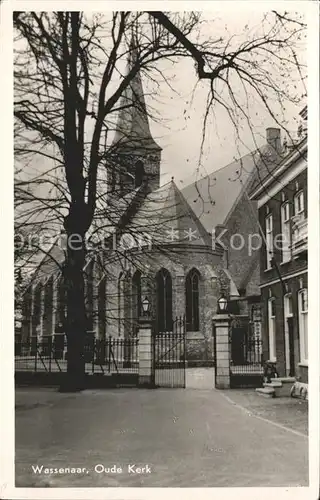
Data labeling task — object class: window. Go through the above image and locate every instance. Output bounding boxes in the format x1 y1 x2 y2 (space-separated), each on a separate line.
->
43 277 53 337
85 261 94 332
134 160 144 188
22 289 32 339
132 270 142 323
298 289 308 363
44 277 53 314
186 269 200 331
32 282 42 336
156 269 173 332
284 294 293 317
118 272 125 337
284 293 293 376
110 169 116 193
294 191 305 217
98 277 106 340
281 202 291 263
267 298 276 361
265 214 274 269
56 275 66 330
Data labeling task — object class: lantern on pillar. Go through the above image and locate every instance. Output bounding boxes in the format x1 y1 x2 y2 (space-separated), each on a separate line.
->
217 294 228 314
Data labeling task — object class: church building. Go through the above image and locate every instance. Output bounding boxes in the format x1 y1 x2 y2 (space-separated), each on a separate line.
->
20 42 239 364
19 39 290 368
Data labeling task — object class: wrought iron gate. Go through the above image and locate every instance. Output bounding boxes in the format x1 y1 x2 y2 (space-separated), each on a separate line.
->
153 316 186 388
229 316 263 388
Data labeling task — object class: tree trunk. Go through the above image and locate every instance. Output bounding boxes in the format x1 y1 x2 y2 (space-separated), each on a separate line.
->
59 202 89 391
59 235 86 391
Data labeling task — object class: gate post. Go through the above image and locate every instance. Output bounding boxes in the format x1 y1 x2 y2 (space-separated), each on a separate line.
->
138 317 155 388
212 314 232 389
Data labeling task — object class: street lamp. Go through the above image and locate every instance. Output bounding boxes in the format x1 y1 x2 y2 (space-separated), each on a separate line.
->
217 294 228 314
142 296 151 317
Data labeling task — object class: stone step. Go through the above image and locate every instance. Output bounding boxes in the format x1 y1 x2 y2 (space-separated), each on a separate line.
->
269 377 296 397
255 387 275 398
263 381 282 388
271 377 296 384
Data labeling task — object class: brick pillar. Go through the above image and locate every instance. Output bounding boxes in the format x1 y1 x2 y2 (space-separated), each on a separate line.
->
212 314 232 389
202 276 219 359
138 318 154 387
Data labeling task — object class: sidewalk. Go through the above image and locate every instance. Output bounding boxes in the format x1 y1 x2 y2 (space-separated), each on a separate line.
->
15 387 308 487
15 387 78 411
220 388 308 436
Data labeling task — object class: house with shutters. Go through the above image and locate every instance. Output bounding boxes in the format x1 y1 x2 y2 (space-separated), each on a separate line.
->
249 106 308 386
181 127 283 340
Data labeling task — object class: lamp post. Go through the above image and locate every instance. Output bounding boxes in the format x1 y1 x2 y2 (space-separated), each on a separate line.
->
213 294 232 389
138 295 155 387
217 294 228 314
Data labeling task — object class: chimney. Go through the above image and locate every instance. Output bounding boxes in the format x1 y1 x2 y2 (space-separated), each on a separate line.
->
266 127 281 153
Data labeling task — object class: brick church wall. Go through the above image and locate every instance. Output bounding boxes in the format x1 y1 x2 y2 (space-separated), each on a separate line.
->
103 245 226 365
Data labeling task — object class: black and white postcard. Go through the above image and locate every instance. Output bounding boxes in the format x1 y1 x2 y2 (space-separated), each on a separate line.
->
1 1 319 499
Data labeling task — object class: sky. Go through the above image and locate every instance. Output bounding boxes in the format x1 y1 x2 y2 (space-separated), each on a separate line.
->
136 10 307 186
14 8 307 202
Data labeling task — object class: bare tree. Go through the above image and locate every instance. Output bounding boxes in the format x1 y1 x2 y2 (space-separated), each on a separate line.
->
14 10 306 391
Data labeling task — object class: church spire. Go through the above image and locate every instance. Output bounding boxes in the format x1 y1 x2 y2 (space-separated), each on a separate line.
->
108 33 162 197
111 34 161 151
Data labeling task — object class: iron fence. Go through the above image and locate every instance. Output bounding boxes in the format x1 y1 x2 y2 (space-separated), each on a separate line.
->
153 316 186 388
15 336 139 375
230 336 263 374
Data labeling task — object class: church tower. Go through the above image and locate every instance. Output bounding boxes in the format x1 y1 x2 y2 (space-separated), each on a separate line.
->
107 37 162 197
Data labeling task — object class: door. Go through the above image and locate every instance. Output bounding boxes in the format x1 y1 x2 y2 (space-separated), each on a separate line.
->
231 326 247 365
287 317 295 377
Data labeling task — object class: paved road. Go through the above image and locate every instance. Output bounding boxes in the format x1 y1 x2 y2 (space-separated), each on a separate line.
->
15 387 308 487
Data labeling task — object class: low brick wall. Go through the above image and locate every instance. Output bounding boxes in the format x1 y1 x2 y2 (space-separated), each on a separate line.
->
15 372 139 388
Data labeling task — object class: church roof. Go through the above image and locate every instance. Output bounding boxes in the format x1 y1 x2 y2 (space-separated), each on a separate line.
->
111 39 161 152
181 143 282 232
119 179 212 248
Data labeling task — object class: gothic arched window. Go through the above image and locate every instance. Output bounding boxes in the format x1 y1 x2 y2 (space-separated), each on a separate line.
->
186 268 200 332
32 282 42 336
156 268 173 332
110 169 116 193
132 270 142 319
56 274 66 331
43 276 53 338
22 287 32 341
98 276 106 340
134 160 144 188
85 260 94 332
118 272 125 337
